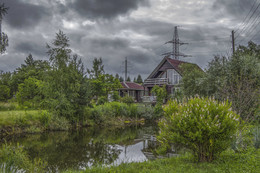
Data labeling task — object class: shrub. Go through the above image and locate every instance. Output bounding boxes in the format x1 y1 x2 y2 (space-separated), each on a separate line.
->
97 96 108 105
120 96 134 104
39 110 52 128
157 97 240 162
48 114 70 131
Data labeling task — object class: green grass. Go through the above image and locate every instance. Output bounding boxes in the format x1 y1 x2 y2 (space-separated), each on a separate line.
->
0 102 19 111
0 110 41 127
0 109 70 135
65 149 260 173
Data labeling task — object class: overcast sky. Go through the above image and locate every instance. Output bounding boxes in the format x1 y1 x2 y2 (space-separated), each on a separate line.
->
1 0 260 79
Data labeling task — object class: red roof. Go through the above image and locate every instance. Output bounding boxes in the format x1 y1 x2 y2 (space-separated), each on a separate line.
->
120 82 144 90
166 57 187 72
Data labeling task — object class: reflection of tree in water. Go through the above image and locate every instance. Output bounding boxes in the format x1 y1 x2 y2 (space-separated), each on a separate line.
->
3 124 158 172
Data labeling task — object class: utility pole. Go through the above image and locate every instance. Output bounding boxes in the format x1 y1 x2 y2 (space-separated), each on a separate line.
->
232 30 235 55
125 57 127 82
163 26 191 59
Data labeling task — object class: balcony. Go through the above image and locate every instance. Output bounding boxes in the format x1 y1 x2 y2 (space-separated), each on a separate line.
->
143 78 168 86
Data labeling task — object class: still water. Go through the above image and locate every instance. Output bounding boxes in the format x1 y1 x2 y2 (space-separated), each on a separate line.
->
4 124 163 172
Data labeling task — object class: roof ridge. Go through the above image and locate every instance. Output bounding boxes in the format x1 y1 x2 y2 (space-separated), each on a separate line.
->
166 57 196 65
123 81 129 88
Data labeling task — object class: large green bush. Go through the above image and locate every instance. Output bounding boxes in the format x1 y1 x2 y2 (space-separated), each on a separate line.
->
157 97 240 162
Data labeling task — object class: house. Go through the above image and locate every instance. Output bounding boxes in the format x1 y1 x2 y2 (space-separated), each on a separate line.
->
119 82 145 102
143 55 202 96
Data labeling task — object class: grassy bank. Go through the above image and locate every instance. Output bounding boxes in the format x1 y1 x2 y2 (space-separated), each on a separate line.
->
66 149 260 173
0 109 70 137
0 101 155 137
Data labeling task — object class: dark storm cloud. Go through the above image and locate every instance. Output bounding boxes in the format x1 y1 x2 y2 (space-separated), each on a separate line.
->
4 0 50 29
15 41 46 57
70 0 150 19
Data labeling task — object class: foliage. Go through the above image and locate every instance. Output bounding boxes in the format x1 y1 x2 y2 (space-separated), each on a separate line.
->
0 84 10 101
0 3 9 54
97 96 108 105
126 76 131 82
10 54 50 96
120 95 134 104
0 71 12 101
157 97 240 162
151 85 167 117
43 31 90 123
88 58 121 101
119 76 124 82
87 102 151 125
232 124 260 151
0 143 47 173
16 77 44 108
87 57 104 79
111 91 120 102
180 63 206 97
180 42 260 123
151 85 167 104
136 74 143 83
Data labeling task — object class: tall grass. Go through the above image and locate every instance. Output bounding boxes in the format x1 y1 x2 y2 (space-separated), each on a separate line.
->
86 102 154 125
0 110 70 135
0 102 19 111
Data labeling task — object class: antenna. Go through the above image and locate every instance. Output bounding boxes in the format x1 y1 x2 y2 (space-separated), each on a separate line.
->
162 26 191 59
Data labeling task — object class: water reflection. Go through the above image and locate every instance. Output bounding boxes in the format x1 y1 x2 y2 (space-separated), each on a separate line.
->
3 124 162 172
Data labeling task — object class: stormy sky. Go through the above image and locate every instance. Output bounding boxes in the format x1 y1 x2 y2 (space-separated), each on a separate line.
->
1 0 260 79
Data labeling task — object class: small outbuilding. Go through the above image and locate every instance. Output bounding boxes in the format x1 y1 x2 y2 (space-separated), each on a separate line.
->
119 82 145 102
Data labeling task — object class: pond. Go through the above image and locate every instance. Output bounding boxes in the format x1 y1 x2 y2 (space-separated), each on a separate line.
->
2 124 174 172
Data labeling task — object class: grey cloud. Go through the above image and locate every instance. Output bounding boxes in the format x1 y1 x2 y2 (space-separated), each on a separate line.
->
14 41 46 57
4 0 50 29
212 0 255 19
70 0 150 20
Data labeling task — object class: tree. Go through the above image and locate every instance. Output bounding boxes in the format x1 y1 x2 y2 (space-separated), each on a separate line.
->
133 77 137 83
115 73 119 80
10 54 50 95
136 74 143 83
16 77 44 108
119 76 124 82
0 71 11 101
180 41 260 122
126 76 131 82
87 57 104 79
0 3 9 54
44 30 90 122
180 63 206 97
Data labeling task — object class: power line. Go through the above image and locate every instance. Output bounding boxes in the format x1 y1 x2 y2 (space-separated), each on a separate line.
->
234 0 258 32
235 0 260 39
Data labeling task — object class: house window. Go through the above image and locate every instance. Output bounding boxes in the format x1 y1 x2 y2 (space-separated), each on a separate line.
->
167 69 181 85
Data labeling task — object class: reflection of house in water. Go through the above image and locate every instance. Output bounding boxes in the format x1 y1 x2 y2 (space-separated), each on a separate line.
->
111 134 176 166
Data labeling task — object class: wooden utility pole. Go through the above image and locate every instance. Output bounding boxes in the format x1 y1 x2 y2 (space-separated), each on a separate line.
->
125 57 127 81
232 30 235 55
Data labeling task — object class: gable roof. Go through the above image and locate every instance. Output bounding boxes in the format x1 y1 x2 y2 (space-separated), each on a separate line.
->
120 82 144 90
147 55 201 79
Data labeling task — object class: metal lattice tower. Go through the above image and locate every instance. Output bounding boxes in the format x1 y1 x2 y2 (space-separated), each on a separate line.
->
163 26 191 59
